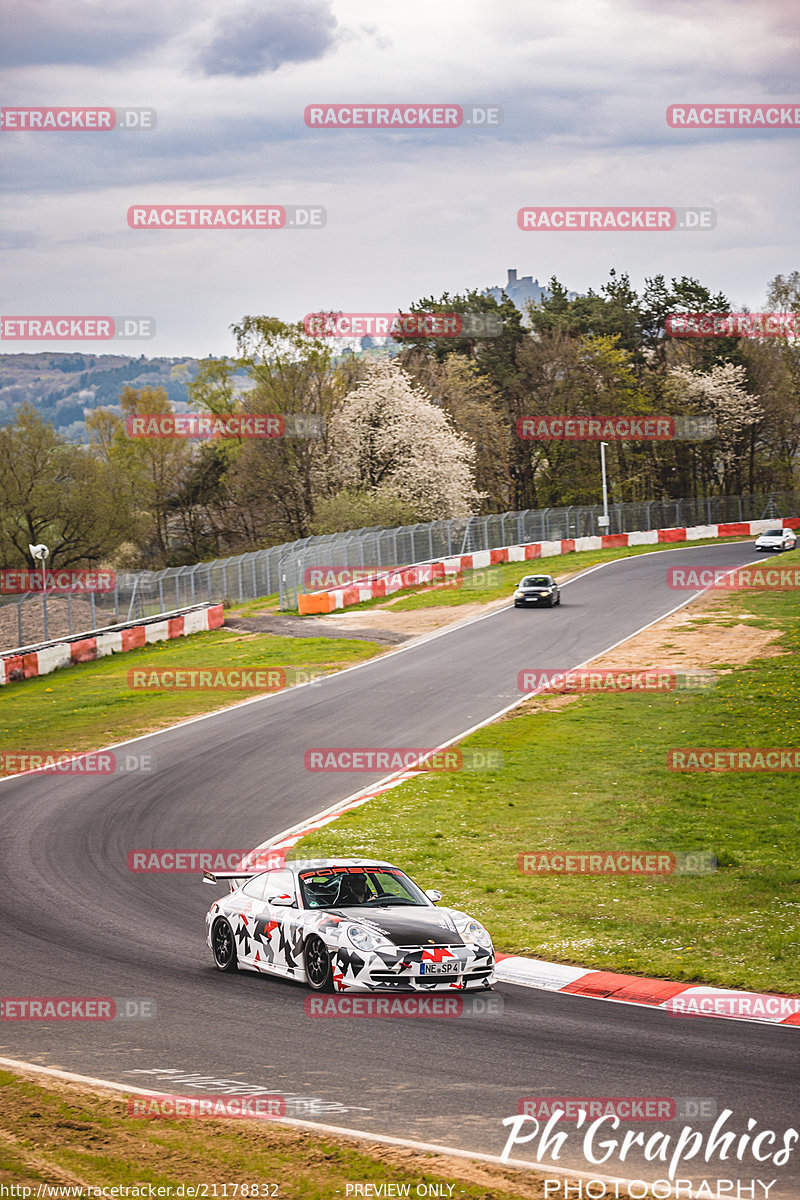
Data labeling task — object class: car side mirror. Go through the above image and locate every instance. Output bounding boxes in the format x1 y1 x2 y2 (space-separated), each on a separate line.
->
425 889 443 902
267 894 296 907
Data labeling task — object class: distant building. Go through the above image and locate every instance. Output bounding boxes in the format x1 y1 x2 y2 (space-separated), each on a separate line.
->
484 269 548 312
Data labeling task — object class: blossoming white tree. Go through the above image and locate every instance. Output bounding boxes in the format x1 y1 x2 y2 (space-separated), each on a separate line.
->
325 360 482 520
668 362 763 488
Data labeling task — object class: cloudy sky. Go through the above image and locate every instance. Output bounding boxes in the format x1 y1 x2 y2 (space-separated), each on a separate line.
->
2 0 798 357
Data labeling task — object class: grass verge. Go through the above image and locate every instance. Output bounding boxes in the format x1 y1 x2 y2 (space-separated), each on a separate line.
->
0 629 381 768
296 587 800 993
0 1068 554 1198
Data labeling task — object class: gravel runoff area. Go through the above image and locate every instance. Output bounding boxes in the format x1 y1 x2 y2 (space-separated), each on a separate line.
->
0 594 123 652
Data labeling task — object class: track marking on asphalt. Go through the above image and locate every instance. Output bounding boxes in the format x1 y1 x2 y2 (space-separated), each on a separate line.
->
0 1057 705 1197
0 541 759 786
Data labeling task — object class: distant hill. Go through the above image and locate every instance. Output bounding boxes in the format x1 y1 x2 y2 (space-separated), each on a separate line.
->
0 353 202 441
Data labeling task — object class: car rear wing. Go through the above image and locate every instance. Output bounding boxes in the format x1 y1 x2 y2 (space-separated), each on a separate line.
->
202 869 261 891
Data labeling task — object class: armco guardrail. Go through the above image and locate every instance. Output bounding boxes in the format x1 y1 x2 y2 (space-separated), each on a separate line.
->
0 604 224 687
297 519 800 614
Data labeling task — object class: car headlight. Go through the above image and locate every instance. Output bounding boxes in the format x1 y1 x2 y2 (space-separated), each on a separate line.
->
458 918 493 949
347 925 391 952
514 590 524 598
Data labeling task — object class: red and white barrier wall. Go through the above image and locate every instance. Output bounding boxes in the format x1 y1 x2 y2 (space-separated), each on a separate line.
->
0 603 225 687
298 519 800 615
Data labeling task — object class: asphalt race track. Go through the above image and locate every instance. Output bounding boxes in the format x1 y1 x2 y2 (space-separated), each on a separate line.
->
2 541 798 1194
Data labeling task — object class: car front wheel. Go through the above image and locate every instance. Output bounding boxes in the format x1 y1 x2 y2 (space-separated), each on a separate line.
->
211 918 238 972
305 935 335 991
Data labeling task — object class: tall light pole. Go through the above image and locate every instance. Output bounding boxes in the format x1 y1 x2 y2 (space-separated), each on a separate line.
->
598 441 610 531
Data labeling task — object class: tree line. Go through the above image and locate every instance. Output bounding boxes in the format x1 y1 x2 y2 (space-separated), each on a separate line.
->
0 271 797 569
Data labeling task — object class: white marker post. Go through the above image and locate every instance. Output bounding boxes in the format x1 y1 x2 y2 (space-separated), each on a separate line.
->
598 441 610 531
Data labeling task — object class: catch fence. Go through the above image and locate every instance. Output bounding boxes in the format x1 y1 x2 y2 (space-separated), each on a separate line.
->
1 489 795 647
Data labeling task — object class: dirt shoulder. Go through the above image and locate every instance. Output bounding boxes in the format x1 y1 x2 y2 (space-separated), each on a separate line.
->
0 1062 556 1197
515 588 784 718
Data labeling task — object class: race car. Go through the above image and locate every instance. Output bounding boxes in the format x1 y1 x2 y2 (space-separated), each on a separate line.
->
203 857 495 992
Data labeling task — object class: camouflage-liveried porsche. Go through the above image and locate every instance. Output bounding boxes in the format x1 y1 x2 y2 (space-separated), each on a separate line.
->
204 858 495 992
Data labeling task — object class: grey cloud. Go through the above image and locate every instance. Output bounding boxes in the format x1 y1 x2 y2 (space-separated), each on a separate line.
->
0 229 39 250
197 0 338 76
0 0 182 66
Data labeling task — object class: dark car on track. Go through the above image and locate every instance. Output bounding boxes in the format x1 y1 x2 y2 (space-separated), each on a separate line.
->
513 573 561 608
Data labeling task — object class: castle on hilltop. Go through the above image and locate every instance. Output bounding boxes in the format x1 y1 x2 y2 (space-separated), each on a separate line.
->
484 269 548 311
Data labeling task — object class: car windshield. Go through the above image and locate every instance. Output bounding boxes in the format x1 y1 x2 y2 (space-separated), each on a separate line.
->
764 529 783 536
299 866 429 910
521 577 552 587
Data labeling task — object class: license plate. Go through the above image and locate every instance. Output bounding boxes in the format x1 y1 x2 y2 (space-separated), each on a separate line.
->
420 961 459 975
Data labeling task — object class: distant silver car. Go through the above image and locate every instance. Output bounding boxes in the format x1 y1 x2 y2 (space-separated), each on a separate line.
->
513 573 561 608
755 528 796 552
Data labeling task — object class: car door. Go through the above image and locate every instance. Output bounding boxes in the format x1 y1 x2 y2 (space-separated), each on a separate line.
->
231 872 272 968
253 869 302 977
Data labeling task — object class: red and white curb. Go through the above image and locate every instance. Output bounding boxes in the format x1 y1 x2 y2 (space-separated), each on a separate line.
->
297 518 800 614
0 603 225 686
493 956 800 1027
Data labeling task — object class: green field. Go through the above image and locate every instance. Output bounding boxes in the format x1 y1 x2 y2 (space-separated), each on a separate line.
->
296 587 800 993
0 628 381 766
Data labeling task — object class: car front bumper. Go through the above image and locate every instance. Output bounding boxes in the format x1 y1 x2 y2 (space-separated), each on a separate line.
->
331 943 495 992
